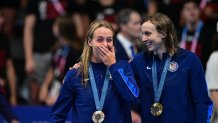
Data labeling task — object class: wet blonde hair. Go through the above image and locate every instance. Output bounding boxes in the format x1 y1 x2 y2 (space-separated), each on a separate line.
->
143 13 178 55
79 19 114 85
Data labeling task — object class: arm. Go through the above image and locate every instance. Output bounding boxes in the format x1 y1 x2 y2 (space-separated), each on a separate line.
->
23 14 36 74
205 53 218 91
97 45 139 102
50 70 76 123
39 67 54 102
6 59 17 106
189 54 213 123
109 61 139 103
205 52 218 111
210 90 218 111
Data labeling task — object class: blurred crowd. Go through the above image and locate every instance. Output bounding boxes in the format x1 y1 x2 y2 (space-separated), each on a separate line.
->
0 0 218 112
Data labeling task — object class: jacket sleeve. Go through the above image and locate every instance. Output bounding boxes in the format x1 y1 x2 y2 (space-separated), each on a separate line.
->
189 54 213 123
50 70 77 123
108 60 139 103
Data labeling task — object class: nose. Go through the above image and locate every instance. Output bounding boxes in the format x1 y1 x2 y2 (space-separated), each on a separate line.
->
142 35 148 42
101 40 108 47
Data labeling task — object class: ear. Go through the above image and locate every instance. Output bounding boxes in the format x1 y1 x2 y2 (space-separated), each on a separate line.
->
88 37 92 46
161 33 166 39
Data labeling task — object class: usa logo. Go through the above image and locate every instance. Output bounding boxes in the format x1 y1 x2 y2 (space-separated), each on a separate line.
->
168 61 179 72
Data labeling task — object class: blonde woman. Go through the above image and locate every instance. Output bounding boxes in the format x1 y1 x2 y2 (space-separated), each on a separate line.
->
50 19 139 123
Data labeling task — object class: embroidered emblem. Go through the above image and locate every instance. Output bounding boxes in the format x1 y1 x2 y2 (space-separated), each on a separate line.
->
168 61 179 72
146 66 151 70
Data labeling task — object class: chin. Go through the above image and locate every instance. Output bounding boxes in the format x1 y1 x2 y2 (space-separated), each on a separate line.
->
146 47 154 52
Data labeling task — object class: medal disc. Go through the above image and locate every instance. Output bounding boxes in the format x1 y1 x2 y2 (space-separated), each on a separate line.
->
92 111 105 123
150 103 163 116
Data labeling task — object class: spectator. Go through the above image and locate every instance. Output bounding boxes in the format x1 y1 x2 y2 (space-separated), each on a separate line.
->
23 0 73 104
0 7 19 123
39 16 82 106
115 8 142 61
205 33 218 123
179 0 216 70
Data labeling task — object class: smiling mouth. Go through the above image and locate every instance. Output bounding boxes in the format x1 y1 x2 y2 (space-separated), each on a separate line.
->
145 41 152 47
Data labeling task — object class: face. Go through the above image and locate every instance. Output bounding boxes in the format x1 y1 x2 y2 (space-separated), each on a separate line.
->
182 2 200 23
141 21 165 53
99 0 114 6
124 12 142 39
89 27 113 62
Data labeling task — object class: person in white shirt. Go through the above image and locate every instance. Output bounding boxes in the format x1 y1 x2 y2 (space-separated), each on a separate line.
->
205 33 218 123
115 8 142 61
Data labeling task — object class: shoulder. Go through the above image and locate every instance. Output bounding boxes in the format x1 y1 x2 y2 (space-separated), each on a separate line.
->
63 69 81 83
134 51 146 60
175 47 198 59
175 48 202 67
208 51 218 60
131 51 147 64
207 51 218 64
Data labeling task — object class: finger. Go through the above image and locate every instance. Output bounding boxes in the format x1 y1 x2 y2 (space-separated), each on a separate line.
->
97 46 107 56
100 45 110 54
99 45 111 55
110 46 115 54
72 62 82 69
97 47 105 59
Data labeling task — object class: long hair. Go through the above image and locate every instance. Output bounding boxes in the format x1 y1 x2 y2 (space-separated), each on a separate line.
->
79 19 114 85
143 13 178 55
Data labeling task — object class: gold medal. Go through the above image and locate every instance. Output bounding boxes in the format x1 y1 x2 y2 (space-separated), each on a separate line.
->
150 103 163 116
92 111 105 123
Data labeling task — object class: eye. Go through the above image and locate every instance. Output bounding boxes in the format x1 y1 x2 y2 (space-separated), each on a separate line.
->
142 31 151 36
96 37 104 43
106 38 113 43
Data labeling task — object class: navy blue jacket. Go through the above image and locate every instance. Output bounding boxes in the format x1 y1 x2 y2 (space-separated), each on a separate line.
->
115 38 130 61
131 48 212 123
51 61 139 123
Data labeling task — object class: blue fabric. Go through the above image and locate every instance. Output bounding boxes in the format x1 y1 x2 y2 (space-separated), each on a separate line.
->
130 46 135 58
115 38 130 61
117 68 139 97
50 61 139 123
131 48 213 123
207 105 213 123
0 93 18 122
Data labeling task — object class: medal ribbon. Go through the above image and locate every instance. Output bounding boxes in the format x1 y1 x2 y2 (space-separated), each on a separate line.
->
180 20 204 53
152 55 171 103
89 63 110 111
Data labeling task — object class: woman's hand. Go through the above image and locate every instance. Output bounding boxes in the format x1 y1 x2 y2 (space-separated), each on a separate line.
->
97 45 116 67
69 62 81 70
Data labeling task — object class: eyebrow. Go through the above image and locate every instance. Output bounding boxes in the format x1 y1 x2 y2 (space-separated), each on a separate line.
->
95 36 113 38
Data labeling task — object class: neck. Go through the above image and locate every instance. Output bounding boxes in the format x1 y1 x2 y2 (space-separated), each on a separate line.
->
91 55 102 63
154 46 167 60
120 32 133 42
187 20 199 31
59 37 70 46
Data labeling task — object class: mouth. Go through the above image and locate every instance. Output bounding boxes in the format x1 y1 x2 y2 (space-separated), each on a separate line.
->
145 41 153 48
